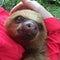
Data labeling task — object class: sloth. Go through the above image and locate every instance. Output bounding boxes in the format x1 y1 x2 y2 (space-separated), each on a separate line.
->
5 10 47 60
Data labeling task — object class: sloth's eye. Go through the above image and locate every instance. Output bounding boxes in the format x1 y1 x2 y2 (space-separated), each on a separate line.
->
38 23 44 31
14 16 25 23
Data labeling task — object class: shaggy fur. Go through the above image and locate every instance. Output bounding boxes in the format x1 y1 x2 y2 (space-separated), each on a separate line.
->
5 10 47 60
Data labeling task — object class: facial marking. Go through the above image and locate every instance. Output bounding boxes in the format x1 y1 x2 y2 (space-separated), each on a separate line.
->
14 15 44 31
14 16 25 23
37 23 44 31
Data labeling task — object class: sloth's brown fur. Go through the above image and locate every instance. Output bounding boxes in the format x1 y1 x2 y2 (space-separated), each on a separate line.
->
5 10 47 60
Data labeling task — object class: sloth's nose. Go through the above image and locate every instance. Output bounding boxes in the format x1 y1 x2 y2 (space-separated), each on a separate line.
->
22 21 38 31
17 21 38 40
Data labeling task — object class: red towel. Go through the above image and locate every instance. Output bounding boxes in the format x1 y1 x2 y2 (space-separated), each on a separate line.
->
44 18 60 60
0 7 25 60
0 7 60 60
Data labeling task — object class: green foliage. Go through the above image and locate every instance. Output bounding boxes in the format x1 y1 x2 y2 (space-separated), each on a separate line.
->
34 0 60 19
50 0 60 5
1 0 20 11
0 0 60 19
0 0 4 6
46 5 60 18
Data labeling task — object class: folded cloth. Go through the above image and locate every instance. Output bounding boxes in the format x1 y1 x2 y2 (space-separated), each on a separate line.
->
0 7 25 60
0 6 60 60
44 18 60 60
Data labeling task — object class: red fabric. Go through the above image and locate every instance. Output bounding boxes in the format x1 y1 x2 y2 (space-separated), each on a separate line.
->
0 7 60 60
44 18 60 60
0 7 25 60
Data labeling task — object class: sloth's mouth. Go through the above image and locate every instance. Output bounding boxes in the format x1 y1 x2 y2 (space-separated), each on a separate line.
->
17 28 37 41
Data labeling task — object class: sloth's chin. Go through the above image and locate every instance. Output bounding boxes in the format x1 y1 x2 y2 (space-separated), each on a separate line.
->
17 30 37 41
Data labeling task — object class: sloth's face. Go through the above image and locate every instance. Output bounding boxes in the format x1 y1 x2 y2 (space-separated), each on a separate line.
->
5 10 47 46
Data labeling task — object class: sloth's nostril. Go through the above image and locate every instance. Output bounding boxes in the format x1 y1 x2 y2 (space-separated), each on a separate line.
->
27 24 31 27
22 21 38 31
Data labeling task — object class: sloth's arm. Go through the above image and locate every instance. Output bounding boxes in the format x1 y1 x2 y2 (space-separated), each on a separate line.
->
22 0 54 19
10 0 53 19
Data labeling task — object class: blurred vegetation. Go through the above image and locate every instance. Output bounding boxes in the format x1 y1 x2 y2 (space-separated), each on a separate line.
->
0 0 20 11
0 0 60 19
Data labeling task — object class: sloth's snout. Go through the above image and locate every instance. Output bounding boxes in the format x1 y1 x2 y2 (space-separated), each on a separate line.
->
22 21 38 31
17 21 38 41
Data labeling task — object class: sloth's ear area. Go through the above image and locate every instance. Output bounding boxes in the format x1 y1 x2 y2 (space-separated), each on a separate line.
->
37 23 44 31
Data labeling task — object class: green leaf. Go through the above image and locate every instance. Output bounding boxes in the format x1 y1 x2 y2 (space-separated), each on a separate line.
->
0 0 4 6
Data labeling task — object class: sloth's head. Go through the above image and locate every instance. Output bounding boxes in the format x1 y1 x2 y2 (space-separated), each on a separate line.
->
5 10 47 48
